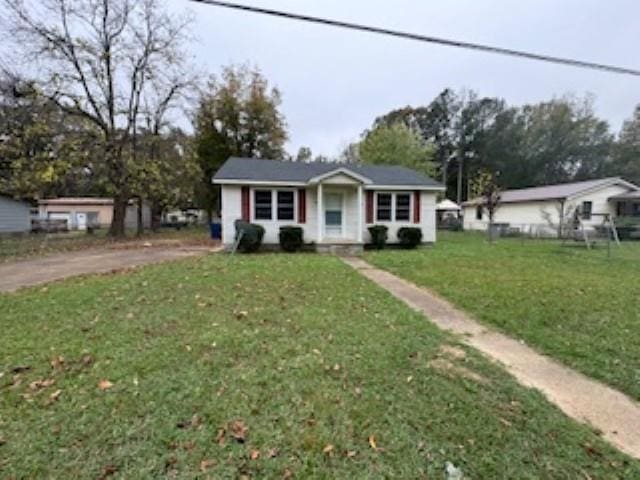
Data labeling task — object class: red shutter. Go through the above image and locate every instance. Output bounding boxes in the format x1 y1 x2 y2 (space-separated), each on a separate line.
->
241 186 250 221
366 191 374 224
298 188 306 223
413 191 421 224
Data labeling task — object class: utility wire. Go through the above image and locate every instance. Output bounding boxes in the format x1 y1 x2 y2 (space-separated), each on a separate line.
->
189 0 640 77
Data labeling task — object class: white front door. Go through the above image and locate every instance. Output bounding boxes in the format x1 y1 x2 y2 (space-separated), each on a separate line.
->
75 212 87 231
324 193 343 238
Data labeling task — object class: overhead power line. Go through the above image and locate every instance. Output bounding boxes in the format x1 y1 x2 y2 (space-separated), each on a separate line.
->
189 0 640 77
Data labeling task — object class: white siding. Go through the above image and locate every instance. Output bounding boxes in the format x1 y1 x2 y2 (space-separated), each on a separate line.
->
462 183 636 236
0 197 31 233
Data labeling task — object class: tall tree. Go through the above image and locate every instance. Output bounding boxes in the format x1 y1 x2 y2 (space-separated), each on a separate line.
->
358 123 436 177
611 105 640 185
194 64 288 217
0 73 100 198
1 0 193 236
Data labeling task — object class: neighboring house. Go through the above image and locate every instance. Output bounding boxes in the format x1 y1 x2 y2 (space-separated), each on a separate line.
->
38 197 151 231
213 157 444 251
436 199 461 220
0 195 33 234
462 177 640 236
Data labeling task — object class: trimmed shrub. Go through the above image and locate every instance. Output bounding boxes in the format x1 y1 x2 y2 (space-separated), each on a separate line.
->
279 226 304 252
368 225 388 249
234 220 265 253
397 227 423 249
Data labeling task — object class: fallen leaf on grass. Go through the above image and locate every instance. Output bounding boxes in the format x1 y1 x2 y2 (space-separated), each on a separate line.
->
229 420 248 443
346 450 357 458
45 389 62 405
368 435 380 451
98 464 118 480
323 444 334 455
98 379 114 391
50 356 65 370
177 414 201 430
267 448 279 458
199 458 215 472
29 378 55 391
250 449 260 460
215 427 226 445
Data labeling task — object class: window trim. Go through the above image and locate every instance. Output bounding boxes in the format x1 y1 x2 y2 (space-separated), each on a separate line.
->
276 190 295 221
375 191 413 223
253 189 273 220
251 188 298 222
395 193 411 222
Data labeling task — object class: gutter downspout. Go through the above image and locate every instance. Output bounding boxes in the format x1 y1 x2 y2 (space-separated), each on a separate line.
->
558 198 565 239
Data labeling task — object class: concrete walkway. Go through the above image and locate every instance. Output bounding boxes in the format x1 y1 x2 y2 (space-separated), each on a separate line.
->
0 246 217 293
342 256 640 460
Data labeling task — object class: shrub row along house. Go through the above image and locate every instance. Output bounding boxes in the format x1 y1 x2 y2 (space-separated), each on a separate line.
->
462 177 640 237
213 157 444 252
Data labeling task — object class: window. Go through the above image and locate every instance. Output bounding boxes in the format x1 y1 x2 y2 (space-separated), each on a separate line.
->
277 191 295 220
254 190 272 220
476 205 483 220
581 201 593 220
376 193 392 221
633 203 640 217
395 194 411 221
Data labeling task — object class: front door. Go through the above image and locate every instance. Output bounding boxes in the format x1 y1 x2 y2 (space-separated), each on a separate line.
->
324 193 343 237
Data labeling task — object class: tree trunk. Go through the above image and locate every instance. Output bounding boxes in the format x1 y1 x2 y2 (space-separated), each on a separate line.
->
136 197 144 237
109 195 128 237
151 202 163 231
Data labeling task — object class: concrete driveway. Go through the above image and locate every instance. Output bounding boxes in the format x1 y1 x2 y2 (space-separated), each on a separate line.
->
0 246 217 293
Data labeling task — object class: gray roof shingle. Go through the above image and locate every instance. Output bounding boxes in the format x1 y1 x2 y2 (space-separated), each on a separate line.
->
462 177 639 205
213 157 443 188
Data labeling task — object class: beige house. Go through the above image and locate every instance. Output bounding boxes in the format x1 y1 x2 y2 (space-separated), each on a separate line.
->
38 197 151 231
462 177 640 237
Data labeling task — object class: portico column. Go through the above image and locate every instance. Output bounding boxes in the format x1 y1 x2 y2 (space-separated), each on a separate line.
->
357 184 363 243
317 183 323 243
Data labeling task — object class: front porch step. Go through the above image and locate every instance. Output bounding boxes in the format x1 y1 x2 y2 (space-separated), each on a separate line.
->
316 243 364 256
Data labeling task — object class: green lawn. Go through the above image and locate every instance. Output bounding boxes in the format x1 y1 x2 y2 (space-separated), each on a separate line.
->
366 232 640 401
1 254 637 478
0 226 211 263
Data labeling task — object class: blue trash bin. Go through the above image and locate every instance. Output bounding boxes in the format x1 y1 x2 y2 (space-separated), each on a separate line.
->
210 222 222 240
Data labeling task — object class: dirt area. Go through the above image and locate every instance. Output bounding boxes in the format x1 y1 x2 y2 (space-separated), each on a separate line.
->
0 245 219 293
342 256 640 460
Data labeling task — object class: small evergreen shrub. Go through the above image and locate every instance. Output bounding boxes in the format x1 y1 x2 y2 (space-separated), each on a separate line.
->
279 226 304 252
234 220 265 253
368 225 388 249
397 227 423 249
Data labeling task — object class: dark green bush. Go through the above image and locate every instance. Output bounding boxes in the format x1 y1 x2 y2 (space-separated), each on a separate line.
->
397 227 423 249
279 226 304 252
368 225 388 249
234 220 265 253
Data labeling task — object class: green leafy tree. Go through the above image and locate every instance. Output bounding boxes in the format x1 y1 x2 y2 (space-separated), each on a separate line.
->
358 123 436 177
0 75 100 198
611 105 640 184
194 65 288 218
470 169 501 243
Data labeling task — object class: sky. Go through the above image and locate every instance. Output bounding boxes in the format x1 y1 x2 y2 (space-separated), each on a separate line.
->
170 0 640 158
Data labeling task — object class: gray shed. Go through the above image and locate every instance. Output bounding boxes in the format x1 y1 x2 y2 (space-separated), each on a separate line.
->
0 195 32 233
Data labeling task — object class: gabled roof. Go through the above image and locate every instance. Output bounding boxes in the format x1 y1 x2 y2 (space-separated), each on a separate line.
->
213 157 443 189
462 177 639 206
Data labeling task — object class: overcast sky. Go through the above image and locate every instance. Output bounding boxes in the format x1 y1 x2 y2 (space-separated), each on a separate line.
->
171 0 640 158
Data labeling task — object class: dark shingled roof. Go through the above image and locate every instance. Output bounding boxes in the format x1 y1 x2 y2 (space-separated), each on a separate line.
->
463 177 639 206
213 157 443 188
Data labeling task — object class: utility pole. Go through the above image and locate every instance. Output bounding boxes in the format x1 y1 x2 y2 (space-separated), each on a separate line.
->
456 150 463 204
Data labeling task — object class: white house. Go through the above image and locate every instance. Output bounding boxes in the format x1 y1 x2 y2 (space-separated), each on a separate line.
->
462 177 640 236
213 157 444 251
